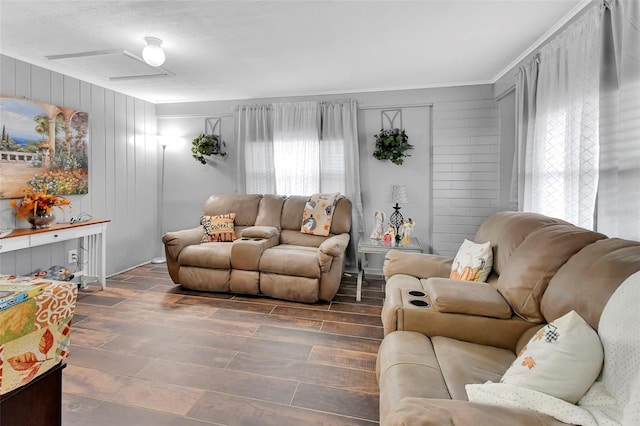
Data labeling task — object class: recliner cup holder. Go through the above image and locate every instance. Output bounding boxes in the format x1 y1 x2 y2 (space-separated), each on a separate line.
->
408 290 426 297
252 238 263 241
409 299 430 307
240 238 250 241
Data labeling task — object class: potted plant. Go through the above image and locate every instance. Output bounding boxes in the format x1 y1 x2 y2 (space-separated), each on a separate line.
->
191 132 227 164
373 128 413 165
10 189 71 228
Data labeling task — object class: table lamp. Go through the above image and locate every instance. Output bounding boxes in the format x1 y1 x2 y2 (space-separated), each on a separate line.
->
387 185 409 243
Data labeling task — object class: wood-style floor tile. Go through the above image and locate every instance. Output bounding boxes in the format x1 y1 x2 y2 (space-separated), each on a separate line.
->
187 391 377 426
253 324 381 353
271 305 382 326
179 328 313 361
292 382 380 421
73 401 216 426
137 358 298 405
100 334 237 369
308 346 378 372
227 352 379 394
61 264 384 425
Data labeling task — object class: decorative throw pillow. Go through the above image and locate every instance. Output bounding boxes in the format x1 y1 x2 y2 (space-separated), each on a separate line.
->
301 193 341 236
500 310 604 404
200 213 236 242
450 239 493 282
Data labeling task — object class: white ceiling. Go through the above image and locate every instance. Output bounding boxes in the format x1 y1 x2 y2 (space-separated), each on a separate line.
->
0 1 589 104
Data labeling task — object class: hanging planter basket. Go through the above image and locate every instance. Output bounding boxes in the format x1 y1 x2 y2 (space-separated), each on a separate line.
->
373 128 413 165
191 132 227 164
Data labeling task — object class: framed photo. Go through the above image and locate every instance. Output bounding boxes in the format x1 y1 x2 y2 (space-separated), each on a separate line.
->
0 95 89 199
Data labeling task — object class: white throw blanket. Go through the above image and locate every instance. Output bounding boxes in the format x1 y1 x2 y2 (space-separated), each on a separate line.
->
467 270 640 426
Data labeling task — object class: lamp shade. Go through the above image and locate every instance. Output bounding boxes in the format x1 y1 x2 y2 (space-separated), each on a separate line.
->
142 36 165 67
387 185 409 204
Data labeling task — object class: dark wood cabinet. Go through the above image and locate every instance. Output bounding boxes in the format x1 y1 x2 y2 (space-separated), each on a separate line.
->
0 362 65 426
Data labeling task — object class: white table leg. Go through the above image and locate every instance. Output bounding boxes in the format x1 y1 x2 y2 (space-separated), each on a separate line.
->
99 226 107 289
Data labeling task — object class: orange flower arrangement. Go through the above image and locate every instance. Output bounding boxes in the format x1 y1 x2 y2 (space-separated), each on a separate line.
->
10 190 71 219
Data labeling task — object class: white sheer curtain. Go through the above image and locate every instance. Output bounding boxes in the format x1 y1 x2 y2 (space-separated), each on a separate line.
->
235 99 363 270
320 100 364 270
272 102 319 195
234 105 276 194
597 0 640 241
524 6 602 229
510 55 539 211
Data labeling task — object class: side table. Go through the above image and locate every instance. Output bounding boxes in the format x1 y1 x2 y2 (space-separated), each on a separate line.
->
356 237 423 301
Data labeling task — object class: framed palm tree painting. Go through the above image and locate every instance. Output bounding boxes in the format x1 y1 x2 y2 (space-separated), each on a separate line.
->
0 95 89 199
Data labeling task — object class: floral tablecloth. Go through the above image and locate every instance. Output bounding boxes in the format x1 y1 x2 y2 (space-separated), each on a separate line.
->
0 274 77 395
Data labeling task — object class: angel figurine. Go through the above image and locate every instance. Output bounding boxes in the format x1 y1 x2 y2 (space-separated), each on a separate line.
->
401 218 415 244
370 211 386 239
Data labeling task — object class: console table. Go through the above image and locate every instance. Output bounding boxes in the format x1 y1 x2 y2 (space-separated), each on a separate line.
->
0 219 110 289
356 237 423 302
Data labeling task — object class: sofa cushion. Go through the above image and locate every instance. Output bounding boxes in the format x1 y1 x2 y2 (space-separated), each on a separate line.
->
259 273 319 303
425 278 512 319
474 211 568 276
386 398 569 426
376 331 451 425
280 229 328 247
200 213 236 242
496 224 606 323
254 194 286 230
202 194 261 226
179 242 232 269
432 336 516 400
281 195 352 235
259 245 321 278
450 239 493 282
541 238 640 330
500 310 603 404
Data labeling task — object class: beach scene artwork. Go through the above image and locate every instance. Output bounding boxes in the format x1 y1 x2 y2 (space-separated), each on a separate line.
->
0 95 89 199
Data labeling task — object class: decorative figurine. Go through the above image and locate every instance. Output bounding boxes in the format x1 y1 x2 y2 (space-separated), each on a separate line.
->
383 224 396 243
401 218 415 244
370 211 386 239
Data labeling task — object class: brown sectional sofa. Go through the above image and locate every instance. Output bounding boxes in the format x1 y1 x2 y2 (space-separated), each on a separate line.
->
377 211 640 425
162 193 352 303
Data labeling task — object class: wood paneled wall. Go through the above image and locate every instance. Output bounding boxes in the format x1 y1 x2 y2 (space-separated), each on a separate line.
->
0 55 159 276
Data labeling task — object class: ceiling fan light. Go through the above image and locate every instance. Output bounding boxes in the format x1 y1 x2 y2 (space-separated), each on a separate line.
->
142 36 165 67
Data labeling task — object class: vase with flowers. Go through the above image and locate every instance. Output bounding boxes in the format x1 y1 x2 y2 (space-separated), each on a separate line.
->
10 190 71 229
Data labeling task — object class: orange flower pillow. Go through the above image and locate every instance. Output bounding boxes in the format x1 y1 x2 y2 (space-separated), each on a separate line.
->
200 213 236 242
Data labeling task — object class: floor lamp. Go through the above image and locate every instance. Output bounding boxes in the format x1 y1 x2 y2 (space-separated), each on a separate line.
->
151 138 168 264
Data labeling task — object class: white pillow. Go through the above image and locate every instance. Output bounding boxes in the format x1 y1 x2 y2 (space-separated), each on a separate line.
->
501 310 604 404
450 239 493 282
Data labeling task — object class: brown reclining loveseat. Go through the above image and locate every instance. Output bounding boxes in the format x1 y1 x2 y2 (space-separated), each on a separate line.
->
162 194 352 303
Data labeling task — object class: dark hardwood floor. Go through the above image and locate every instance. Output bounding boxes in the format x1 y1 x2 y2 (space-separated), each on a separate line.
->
63 264 384 425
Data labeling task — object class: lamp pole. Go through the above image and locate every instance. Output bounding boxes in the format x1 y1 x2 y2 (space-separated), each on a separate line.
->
151 141 168 264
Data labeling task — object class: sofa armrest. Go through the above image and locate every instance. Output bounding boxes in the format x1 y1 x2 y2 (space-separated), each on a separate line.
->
318 233 350 272
385 398 569 426
384 250 453 281
239 226 279 239
425 278 513 319
162 226 203 283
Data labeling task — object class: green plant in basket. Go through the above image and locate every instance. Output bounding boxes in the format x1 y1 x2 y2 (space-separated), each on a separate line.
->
373 128 413 165
191 132 226 164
